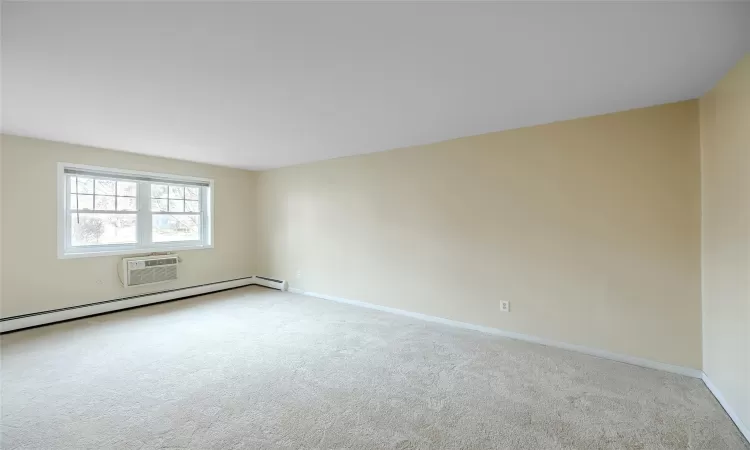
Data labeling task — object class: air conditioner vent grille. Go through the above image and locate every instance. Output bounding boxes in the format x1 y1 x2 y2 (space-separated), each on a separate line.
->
122 256 179 287
129 265 178 286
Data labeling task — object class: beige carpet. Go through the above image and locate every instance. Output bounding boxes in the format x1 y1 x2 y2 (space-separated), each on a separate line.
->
1 286 747 449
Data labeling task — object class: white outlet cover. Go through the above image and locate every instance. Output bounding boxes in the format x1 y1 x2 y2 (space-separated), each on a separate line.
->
501 301 510 312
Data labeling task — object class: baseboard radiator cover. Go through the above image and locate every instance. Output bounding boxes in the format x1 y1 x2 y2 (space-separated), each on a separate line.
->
0 276 287 333
286 287 703 379
253 276 288 291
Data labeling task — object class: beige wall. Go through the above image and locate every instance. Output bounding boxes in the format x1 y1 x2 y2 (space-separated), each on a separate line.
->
2 102 705 370
1 140 4 315
0 135 258 318
257 101 703 369
700 55 750 430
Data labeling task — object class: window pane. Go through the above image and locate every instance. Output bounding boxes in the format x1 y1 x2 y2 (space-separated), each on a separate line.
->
185 200 200 212
185 187 199 201
117 181 137 197
95 195 116 210
69 194 78 209
95 179 116 195
169 186 185 199
75 177 94 194
168 200 184 212
152 215 201 242
117 197 137 211
151 184 168 198
71 213 137 246
151 199 168 212
76 194 94 210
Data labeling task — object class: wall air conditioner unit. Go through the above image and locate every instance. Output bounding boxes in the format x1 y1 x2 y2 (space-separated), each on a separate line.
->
122 255 179 288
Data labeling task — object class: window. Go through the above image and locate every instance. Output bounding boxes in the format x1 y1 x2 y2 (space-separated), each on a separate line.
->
59 164 213 258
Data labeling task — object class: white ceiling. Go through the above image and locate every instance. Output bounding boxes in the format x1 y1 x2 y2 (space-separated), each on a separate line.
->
2 2 749 170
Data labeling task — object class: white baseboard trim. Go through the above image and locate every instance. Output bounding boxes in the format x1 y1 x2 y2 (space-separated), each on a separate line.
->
288 287 703 379
1 277 257 333
702 373 750 443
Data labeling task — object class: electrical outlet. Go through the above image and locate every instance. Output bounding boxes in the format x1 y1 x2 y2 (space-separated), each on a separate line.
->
296 270 302 279
500 301 510 312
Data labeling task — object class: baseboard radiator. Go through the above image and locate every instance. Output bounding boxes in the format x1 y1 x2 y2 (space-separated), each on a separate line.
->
0 275 287 333
253 276 288 291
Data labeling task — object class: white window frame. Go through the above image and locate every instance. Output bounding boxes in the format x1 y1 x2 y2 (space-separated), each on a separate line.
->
58 163 214 259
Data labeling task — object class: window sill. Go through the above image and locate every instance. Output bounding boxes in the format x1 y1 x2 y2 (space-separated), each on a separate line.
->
59 244 214 260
